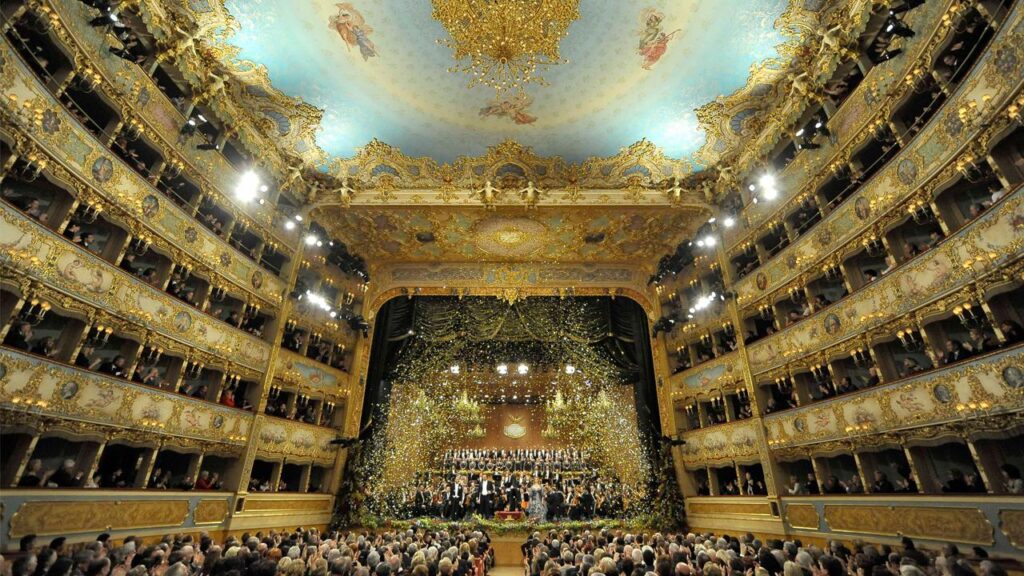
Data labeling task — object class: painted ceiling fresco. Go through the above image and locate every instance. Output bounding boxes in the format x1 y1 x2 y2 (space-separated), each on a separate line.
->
318 205 703 263
221 0 790 166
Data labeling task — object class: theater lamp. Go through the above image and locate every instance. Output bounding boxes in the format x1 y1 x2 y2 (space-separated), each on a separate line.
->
86 324 113 345
21 299 52 326
850 347 870 367
953 303 985 328
896 327 925 351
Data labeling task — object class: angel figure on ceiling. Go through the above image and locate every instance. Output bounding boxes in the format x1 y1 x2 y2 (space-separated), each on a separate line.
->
479 92 537 125
328 3 377 61
637 9 680 70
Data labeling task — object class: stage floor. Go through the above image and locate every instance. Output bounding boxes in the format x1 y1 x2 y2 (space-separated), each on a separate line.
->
491 567 522 576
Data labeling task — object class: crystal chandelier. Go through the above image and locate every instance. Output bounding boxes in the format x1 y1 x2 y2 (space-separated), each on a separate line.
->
431 0 581 95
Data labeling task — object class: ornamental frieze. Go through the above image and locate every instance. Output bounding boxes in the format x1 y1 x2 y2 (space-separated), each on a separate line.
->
678 419 761 469
254 415 339 463
0 207 271 370
670 352 745 398
0 39 286 308
275 349 352 398
0 348 252 445
745 186 1024 374
762 344 1024 450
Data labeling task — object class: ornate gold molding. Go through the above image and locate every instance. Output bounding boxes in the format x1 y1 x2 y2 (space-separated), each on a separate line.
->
824 504 994 545
9 499 190 537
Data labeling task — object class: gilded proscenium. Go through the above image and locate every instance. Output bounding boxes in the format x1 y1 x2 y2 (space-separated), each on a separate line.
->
9 499 191 537
431 0 580 95
745 186 1024 375
0 348 253 446
729 7 1024 304
326 139 708 207
317 205 703 264
824 504 994 545
37 0 291 249
0 38 287 308
0 207 272 371
762 345 1024 451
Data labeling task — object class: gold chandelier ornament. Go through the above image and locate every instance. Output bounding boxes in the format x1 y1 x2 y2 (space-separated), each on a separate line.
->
431 0 581 95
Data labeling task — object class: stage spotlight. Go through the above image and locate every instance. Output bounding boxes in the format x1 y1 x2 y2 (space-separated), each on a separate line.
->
517 363 529 375
305 234 318 246
758 173 776 189
723 216 735 228
703 235 716 247
284 220 296 230
496 363 508 375
564 364 576 375
762 187 779 201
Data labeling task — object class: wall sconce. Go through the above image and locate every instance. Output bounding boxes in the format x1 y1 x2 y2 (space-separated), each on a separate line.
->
164 159 184 179
823 264 842 281
78 201 103 224
129 235 151 255
810 364 829 384
75 68 101 93
209 285 226 302
124 118 145 141
788 286 806 304
850 347 870 367
722 322 735 337
862 235 885 258
759 304 774 321
172 263 191 281
141 344 163 364
907 200 935 225
21 299 52 325
953 302 986 328
243 302 260 318
86 324 113 345
896 327 925 351
16 155 48 182
309 332 322 347
185 361 204 379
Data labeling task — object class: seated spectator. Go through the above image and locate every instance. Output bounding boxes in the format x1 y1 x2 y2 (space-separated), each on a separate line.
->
1000 320 1023 346
5 321 34 351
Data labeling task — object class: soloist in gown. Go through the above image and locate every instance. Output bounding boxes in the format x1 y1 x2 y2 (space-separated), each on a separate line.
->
527 485 547 521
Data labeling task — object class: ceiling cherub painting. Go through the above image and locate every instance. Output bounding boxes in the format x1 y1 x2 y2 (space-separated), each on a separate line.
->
479 93 538 125
637 9 680 70
328 3 377 61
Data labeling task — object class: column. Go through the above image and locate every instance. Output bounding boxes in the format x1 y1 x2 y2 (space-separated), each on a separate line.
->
965 439 995 494
299 464 312 493
135 445 160 488
6 433 40 488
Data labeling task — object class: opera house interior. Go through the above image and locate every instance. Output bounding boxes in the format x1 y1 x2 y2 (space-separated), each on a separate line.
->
2 0 1024 575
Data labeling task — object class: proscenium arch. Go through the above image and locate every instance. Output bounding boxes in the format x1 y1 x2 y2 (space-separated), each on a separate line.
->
345 289 671 440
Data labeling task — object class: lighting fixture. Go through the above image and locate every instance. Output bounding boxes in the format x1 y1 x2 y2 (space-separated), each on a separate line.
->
431 0 581 95
795 128 805 137
696 239 705 247
316 240 323 247
284 220 296 230
564 364 576 375
305 234 318 246
235 170 261 203
723 216 735 228
517 363 529 375
708 217 716 223
762 187 779 201
703 235 716 247
295 215 303 221
497 363 508 375
450 364 460 374
758 173 776 189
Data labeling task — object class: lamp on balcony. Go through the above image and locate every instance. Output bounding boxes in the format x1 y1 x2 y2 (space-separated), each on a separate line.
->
20 299 52 326
896 327 925 351
953 302 986 329
85 323 113 345
185 360 204 379
850 346 870 367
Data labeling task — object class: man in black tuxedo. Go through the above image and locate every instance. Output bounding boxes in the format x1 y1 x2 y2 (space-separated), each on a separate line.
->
505 478 522 512
478 474 495 517
545 482 564 520
579 485 596 519
445 479 464 519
